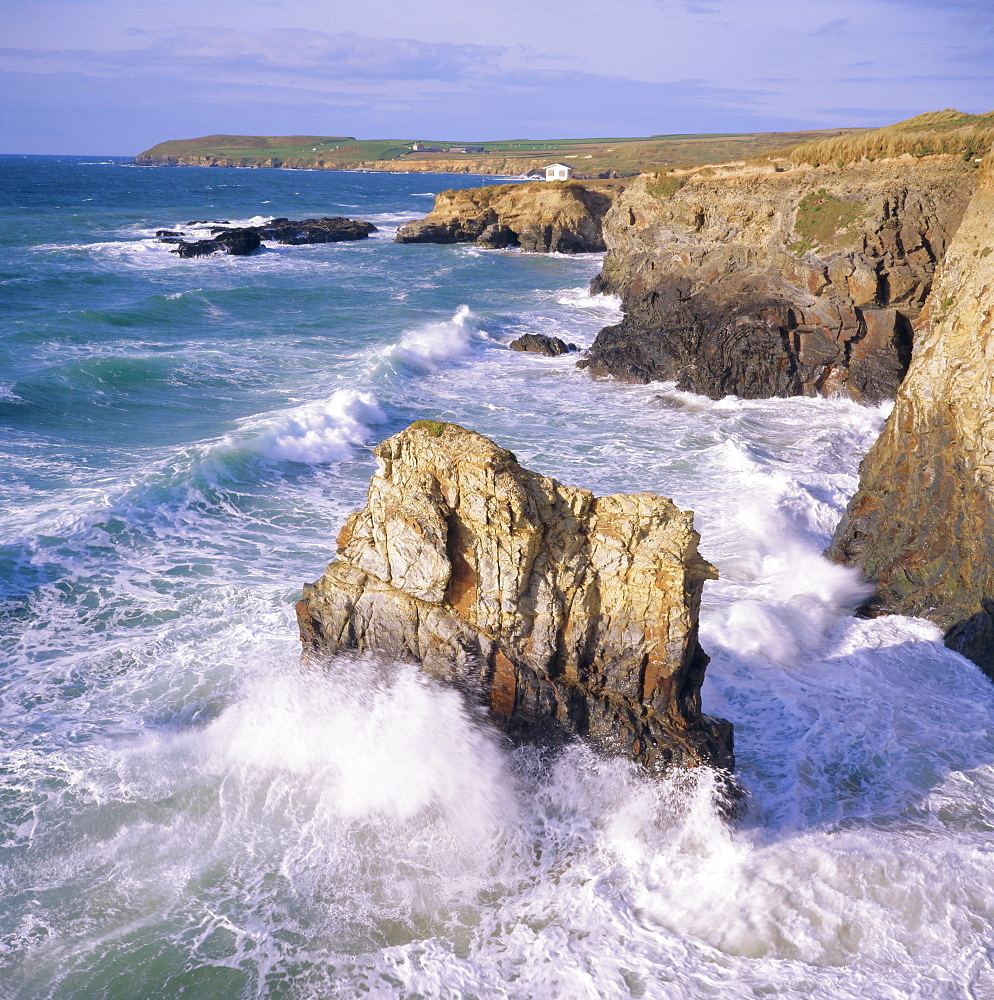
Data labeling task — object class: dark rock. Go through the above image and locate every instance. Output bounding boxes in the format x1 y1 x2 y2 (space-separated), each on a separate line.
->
581 161 974 401
166 216 374 258
254 216 377 244
170 239 226 258
213 229 262 255
155 230 184 237
509 333 578 356
476 224 519 249
945 603 994 677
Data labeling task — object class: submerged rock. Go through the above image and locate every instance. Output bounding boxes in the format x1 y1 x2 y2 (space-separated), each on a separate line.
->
296 421 733 773
508 333 578 356
395 181 618 253
580 160 975 402
827 146 994 676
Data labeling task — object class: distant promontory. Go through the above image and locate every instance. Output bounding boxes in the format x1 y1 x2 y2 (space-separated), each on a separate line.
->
134 128 869 177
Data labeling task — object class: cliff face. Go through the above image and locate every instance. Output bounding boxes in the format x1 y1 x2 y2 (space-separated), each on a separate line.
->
135 151 541 175
296 422 733 773
827 148 994 674
395 181 618 253
580 159 975 401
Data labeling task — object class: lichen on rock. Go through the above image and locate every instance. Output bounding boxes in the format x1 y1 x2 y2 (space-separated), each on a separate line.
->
296 422 733 773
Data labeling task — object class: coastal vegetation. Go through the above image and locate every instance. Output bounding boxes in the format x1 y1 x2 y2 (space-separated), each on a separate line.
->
784 109 994 166
789 189 867 255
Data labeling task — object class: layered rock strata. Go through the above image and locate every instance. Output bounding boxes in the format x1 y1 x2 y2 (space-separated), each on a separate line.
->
395 181 618 253
296 422 733 772
828 147 994 675
581 159 975 401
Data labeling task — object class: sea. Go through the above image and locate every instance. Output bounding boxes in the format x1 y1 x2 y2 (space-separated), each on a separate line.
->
2 155 993 1000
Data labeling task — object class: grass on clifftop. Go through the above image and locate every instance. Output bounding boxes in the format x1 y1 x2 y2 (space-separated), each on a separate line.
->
790 190 866 256
785 110 994 166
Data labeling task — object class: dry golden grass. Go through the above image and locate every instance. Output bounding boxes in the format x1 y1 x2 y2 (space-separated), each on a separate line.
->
785 110 994 166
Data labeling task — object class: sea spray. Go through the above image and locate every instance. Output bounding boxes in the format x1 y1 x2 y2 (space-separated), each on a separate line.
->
239 390 388 464
381 304 486 371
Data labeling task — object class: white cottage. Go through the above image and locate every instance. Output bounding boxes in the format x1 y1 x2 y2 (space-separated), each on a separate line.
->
545 163 574 181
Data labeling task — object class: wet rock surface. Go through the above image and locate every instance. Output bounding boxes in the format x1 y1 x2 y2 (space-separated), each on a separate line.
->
508 333 578 356
296 421 733 773
395 181 618 253
163 216 376 257
580 160 975 402
828 148 994 676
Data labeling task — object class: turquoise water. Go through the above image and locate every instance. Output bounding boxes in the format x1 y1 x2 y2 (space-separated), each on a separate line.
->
3 156 994 999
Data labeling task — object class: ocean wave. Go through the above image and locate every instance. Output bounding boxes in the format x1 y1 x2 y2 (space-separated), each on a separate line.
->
380 304 487 372
233 389 387 464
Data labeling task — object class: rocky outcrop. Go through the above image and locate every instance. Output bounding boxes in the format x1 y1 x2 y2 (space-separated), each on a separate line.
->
827 147 994 675
580 159 976 401
296 421 733 773
234 216 377 245
508 334 578 356
162 216 376 257
167 229 262 257
395 181 619 253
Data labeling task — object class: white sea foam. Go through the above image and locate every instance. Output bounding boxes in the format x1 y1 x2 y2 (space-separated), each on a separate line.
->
556 286 623 312
382 304 485 371
237 389 387 464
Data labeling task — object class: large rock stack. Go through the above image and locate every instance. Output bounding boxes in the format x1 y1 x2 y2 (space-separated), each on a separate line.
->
297 422 733 773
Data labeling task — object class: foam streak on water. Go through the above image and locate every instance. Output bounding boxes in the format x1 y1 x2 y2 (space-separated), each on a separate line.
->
2 156 994 1000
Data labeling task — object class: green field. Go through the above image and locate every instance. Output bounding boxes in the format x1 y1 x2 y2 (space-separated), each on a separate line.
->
135 126 871 175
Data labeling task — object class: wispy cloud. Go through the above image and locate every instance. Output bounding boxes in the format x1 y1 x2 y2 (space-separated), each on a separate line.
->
809 19 850 37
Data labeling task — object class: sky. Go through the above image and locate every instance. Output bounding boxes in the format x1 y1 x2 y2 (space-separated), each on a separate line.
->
2 0 993 155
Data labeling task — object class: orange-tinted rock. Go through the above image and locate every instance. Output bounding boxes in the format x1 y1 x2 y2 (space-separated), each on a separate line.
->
297 422 733 773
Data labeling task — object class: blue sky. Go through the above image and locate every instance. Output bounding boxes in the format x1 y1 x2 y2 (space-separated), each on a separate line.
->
3 0 993 154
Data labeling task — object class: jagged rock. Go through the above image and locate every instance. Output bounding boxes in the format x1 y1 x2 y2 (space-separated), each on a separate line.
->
155 229 184 237
166 216 375 257
509 334 578 356
168 230 261 257
396 181 618 253
213 229 263 255
827 147 994 676
224 216 377 244
580 160 975 402
296 421 733 773
169 239 227 258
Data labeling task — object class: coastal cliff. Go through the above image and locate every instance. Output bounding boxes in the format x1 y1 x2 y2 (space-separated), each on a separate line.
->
827 147 994 674
395 181 618 253
296 422 733 773
580 158 975 401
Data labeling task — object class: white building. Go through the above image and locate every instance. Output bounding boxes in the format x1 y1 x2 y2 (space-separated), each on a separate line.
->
545 163 574 181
